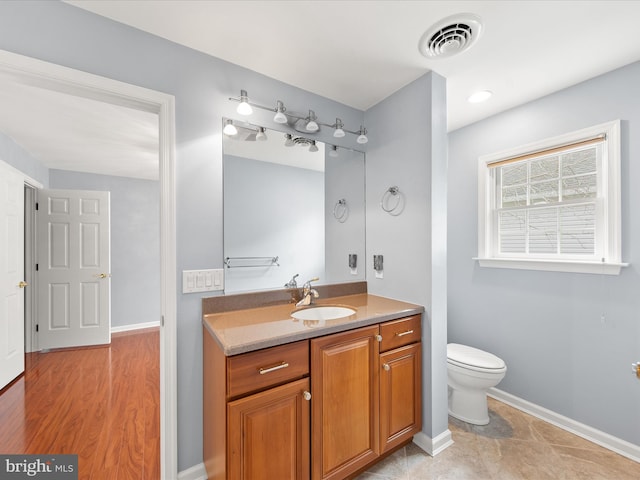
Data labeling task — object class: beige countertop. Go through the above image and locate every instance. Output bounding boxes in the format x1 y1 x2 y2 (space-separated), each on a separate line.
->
203 293 424 356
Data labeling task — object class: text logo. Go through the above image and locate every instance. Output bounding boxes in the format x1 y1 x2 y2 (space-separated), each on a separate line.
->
0 455 78 479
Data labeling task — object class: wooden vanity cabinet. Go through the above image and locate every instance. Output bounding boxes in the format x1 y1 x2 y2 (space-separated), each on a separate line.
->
311 325 380 480
203 333 311 480
204 313 422 480
378 315 422 453
227 377 310 480
310 315 422 480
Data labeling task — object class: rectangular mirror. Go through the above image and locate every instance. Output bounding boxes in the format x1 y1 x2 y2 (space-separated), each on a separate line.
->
223 120 365 293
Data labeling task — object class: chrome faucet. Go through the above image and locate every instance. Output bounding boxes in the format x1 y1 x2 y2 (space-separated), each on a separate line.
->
284 273 299 288
296 277 319 307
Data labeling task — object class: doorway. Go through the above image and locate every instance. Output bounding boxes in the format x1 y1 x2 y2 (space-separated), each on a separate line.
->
0 50 177 477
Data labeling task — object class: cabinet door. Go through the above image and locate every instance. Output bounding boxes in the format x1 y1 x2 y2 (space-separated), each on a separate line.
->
228 378 310 480
379 342 422 453
311 325 380 480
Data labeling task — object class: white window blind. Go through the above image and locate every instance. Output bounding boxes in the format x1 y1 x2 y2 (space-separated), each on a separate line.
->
494 141 600 258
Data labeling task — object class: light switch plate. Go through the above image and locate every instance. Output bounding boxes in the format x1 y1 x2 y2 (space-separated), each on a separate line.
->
182 269 224 293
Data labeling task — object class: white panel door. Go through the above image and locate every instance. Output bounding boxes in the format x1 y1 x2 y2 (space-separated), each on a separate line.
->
37 189 111 349
0 162 25 390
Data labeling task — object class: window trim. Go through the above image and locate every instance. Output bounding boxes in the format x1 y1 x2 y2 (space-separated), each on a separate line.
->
475 119 628 275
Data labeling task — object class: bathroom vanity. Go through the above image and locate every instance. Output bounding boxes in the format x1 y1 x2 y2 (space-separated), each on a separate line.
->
202 285 424 480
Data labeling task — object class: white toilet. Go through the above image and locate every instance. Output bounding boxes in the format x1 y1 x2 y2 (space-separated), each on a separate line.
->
447 343 507 425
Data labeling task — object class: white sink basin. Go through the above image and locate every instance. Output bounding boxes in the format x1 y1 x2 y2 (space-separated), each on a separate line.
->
291 306 356 321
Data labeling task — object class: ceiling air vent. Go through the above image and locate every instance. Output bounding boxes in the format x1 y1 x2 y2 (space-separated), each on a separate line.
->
418 13 483 59
293 137 312 147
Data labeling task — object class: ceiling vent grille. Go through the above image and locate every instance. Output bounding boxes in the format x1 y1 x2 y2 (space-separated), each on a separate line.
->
419 14 483 59
293 137 312 146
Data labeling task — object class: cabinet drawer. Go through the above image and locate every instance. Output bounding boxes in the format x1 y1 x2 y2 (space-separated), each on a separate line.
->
227 340 309 398
379 315 421 352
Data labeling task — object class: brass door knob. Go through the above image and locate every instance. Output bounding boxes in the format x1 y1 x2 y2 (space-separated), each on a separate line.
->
18 281 28 288
98 273 111 279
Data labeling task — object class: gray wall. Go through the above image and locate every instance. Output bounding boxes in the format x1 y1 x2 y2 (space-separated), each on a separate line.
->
0 130 48 186
364 73 449 442
448 61 640 445
0 1 364 471
223 155 324 292
49 169 160 328
324 148 366 283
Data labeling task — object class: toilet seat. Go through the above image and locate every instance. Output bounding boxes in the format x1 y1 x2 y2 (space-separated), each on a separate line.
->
447 343 506 372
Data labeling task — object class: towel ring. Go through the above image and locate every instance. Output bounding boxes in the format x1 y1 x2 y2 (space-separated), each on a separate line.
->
333 198 348 223
380 186 403 215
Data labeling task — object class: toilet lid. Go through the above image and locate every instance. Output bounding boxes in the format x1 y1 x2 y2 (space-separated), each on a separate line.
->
447 343 505 370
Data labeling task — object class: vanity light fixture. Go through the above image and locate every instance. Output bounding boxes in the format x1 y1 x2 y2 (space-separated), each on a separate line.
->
273 100 288 123
356 126 368 144
284 133 295 146
333 118 345 138
255 127 267 141
308 140 319 152
223 119 238 136
228 89 369 143
236 90 253 115
306 110 319 132
329 145 339 157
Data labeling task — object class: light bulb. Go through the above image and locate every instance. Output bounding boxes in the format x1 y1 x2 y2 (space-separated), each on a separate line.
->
223 119 237 136
237 89 253 115
306 110 319 132
284 134 294 147
333 118 345 138
309 140 319 152
329 145 338 157
273 101 287 123
357 126 368 144
256 127 267 141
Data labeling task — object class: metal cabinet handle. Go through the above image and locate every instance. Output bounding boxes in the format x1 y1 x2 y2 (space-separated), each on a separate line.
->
395 329 414 337
18 281 28 288
303 391 312 401
375 334 382 342
258 362 289 375
382 363 390 371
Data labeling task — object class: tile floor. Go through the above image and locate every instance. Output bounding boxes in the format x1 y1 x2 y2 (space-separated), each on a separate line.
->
355 397 640 479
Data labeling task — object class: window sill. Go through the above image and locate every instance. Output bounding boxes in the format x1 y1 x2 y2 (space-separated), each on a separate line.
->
473 257 629 275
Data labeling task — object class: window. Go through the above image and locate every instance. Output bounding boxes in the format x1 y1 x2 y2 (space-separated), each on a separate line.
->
476 120 627 274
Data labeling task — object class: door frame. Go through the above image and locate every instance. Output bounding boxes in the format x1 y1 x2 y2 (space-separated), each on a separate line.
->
24 184 39 353
0 49 177 478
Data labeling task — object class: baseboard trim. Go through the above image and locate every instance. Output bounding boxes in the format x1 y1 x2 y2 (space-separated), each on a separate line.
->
110 320 161 334
489 388 640 463
178 462 207 480
413 429 454 457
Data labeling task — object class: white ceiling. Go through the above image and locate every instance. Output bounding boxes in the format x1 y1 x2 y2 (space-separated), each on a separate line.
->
66 0 640 131
0 68 159 180
4 1 640 179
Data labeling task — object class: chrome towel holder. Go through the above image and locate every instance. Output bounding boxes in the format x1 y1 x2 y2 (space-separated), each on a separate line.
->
380 186 404 216
333 198 349 223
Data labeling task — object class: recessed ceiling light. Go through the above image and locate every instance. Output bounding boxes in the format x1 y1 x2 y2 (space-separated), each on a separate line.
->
468 90 492 103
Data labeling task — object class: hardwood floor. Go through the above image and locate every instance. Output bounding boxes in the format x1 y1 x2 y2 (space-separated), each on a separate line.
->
0 328 160 479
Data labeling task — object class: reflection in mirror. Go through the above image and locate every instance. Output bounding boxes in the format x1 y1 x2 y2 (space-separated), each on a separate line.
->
223 121 365 293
